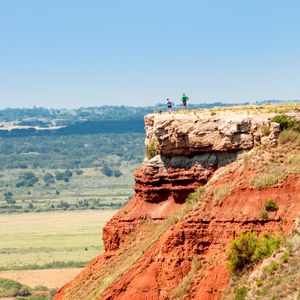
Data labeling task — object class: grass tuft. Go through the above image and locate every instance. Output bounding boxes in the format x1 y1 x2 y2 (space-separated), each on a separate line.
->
251 168 286 189
264 199 278 212
278 130 300 145
213 183 234 204
261 124 270 136
169 258 203 300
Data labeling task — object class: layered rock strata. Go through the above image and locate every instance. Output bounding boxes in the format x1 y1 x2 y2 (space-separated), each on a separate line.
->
104 111 279 251
55 110 299 300
103 152 237 251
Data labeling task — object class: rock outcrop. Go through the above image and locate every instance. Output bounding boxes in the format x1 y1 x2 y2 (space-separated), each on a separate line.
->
103 111 280 251
145 112 280 156
55 109 300 300
103 152 238 251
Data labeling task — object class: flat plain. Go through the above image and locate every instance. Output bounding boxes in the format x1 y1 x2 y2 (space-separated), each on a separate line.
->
0 210 116 270
0 268 82 289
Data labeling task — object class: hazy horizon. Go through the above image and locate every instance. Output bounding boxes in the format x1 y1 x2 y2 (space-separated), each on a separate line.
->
0 0 299 108
1 98 300 110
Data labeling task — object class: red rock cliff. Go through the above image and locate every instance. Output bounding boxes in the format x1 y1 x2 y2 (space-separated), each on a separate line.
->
55 110 300 300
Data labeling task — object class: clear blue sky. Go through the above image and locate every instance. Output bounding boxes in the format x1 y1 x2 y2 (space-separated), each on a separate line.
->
0 0 299 108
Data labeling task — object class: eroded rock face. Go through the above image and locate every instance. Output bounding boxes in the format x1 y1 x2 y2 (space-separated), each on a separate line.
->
103 153 238 251
55 111 297 300
99 175 300 300
145 113 279 156
101 112 281 252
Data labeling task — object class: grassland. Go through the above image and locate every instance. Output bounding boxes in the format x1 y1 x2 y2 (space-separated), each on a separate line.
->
0 165 136 213
0 210 116 270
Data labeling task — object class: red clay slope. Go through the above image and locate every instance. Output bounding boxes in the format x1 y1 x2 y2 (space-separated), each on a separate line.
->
103 159 216 252
55 162 300 300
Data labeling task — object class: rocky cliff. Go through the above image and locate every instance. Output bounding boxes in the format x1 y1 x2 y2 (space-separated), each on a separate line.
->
55 107 300 300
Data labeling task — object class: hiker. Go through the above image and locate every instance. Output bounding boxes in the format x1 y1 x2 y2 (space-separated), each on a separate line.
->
181 93 189 109
166 98 172 113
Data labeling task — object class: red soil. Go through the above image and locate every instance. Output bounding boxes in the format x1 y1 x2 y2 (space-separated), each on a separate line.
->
103 162 215 251
55 165 300 300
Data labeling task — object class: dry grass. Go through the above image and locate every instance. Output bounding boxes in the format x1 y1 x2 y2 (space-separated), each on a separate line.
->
213 182 235 204
169 258 203 300
61 187 207 300
261 124 271 136
278 129 300 145
251 168 286 189
250 131 300 189
177 103 300 116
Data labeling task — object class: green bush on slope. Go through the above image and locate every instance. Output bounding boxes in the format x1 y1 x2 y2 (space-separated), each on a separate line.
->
227 232 281 273
271 115 299 130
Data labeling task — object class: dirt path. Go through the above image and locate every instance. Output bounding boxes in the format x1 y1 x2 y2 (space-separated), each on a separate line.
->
0 268 82 288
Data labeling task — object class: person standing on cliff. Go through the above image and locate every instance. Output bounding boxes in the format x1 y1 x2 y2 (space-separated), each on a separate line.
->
166 98 172 113
181 93 189 109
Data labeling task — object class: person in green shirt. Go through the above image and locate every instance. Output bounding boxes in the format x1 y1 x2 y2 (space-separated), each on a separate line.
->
181 93 189 109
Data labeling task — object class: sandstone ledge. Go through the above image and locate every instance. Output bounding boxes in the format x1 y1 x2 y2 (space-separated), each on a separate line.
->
145 112 281 156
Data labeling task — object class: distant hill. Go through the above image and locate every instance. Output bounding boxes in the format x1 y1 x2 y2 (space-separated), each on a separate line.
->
0 100 299 137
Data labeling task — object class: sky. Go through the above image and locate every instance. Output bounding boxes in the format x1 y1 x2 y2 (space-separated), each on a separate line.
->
0 0 299 108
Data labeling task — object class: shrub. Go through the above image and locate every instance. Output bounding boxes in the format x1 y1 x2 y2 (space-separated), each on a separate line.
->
233 286 247 300
78 199 89 207
55 170 73 182
113 170 122 177
102 165 113 177
6 198 16 204
252 233 281 261
28 203 34 209
227 232 281 273
43 173 55 185
3 191 13 199
50 288 57 297
278 129 300 145
264 199 278 212
18 287 31 296
271 115 297 130
0 278 31 297
147 144 156 159
227 232 258 272
75 169 83 175
259 210 268 219
16 171 38 187
57 200 70 210
256 279 263 287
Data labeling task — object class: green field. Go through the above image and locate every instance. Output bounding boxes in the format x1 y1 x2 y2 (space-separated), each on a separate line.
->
0 130 142 275
0 165 137 213
0 210 116 270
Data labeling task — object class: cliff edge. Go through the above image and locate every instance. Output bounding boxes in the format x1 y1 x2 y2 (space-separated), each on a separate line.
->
55 106 300 300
